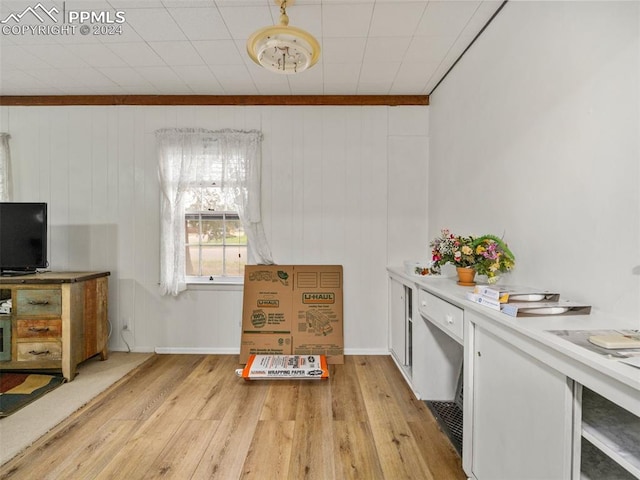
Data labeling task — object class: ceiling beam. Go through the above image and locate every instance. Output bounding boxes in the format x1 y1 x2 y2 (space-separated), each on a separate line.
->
0 95 429 107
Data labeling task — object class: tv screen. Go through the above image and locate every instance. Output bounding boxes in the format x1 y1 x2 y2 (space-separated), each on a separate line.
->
0 202 48 274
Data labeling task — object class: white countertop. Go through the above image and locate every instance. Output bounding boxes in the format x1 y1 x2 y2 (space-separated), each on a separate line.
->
388 266 640 414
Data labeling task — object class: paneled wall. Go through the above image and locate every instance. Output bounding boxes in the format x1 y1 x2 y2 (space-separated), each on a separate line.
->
0 105 429 353
429 1 640 319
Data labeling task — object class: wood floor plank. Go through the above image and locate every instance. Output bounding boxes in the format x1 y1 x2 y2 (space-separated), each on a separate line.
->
333 420 386 480
288 381 336 479
240 420 295 479
94 356 222 479
191 381 269 479
330 356 368 422
0 355 467 480
371 356 464 479
109 353 206 421
259 381 300 421
0 355 184 479
0 357 150 475
354 355 435 480
382 356 435 422
143 419 221 480
408 421 467 480
191 355 249 420
0 419 140 480
49 420 141 480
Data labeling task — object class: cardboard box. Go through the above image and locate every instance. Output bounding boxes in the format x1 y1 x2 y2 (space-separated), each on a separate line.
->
242 265 294 334
240 333 292 360
292 337 344 364
241 265 344 364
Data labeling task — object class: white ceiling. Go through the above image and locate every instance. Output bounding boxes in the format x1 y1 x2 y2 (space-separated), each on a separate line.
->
0 0 504 96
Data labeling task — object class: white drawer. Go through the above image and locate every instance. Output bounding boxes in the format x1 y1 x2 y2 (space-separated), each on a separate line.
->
418 289 463 343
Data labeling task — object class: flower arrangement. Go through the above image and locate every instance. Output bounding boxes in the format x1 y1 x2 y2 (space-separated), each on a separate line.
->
472 234 515 283
429 229 515 283
429 229 475 270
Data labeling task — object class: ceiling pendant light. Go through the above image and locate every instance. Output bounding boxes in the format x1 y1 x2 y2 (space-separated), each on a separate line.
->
246 0 320 75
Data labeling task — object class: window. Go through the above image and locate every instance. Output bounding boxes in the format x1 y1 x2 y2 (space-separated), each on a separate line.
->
184 188 247 280
156 128 273 296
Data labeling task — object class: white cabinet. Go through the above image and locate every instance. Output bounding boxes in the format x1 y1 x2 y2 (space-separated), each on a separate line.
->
418 288 463 343
416 286 465 453
464 314 574 479
387 273 445 402
386 266 640 480
576 386 640 479
416 287 464 401
389 274 413 380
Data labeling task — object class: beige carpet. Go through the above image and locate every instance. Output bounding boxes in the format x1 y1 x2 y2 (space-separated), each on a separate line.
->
0 351 152 466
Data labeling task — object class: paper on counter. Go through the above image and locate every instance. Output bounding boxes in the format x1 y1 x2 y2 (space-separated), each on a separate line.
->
620 357 640 369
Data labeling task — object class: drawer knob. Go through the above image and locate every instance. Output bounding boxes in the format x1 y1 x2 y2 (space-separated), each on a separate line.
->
28 350 51 356
28 300 50 306
446 314 454 325
421 301 427 307
28 327 50 332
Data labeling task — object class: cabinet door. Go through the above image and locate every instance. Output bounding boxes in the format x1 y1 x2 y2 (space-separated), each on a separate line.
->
389 277 407 366
471 325 573 480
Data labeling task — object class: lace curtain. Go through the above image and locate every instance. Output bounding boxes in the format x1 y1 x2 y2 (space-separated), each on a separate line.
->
0 133 12 201
156 128 273 296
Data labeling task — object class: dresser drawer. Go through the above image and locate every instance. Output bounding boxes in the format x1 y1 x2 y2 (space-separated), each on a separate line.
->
16 289 62 317
16 319 62 339
16 341 62 362
418 289 464 343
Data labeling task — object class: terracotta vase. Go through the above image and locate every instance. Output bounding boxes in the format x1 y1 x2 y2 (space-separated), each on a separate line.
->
456 267 477 286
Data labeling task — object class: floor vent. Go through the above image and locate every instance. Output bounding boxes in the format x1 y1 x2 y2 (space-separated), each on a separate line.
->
425 400 463 455
425 365 464 455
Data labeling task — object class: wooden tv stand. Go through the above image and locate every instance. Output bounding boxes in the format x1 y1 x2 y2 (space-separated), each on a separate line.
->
0 271 110 381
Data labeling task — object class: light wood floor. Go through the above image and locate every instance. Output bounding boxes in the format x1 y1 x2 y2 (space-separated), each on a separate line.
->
0 354 465 480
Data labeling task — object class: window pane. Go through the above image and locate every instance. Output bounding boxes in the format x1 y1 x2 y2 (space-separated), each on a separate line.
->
183 186 247 280
201 218 225 245
186 218 202 245
185 245 201 276
200 246 224 276
226 219 245 245
225 245 247 276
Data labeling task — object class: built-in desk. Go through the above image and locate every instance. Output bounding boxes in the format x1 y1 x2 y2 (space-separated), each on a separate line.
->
387 266 640 480
0 271 110 381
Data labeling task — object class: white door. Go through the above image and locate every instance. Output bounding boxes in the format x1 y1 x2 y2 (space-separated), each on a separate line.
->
389 277 406 366
470 325 573 480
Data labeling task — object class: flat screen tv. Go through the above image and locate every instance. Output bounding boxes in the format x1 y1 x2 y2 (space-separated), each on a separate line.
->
0 202 48 275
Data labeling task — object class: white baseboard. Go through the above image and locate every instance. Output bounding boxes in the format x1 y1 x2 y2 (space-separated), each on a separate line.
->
154 347 239 355
112 347 392 356
109 346 156 353
344 348 390 355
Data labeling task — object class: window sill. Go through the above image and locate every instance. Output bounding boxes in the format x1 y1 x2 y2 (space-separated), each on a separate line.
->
185 278 244 291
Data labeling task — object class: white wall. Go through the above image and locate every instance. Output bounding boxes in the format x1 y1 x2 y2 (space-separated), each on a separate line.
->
0 104 429 353
429 1 640 320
